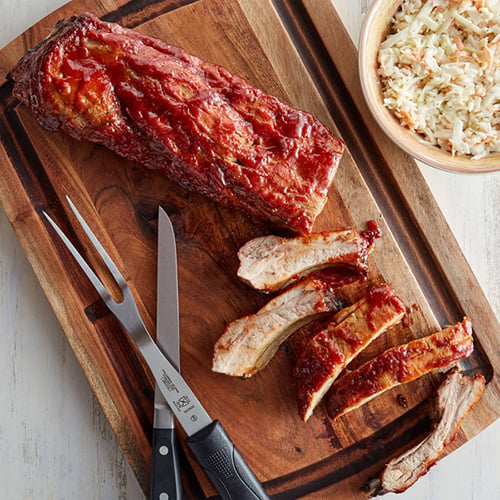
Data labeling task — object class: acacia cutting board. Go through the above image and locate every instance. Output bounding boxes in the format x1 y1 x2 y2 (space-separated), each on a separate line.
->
0 0 498 498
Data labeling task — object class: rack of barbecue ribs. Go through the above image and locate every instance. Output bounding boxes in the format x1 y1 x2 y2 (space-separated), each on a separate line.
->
8 13 345 234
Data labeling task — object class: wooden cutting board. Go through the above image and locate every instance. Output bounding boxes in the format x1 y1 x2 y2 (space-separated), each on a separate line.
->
0 0 498 498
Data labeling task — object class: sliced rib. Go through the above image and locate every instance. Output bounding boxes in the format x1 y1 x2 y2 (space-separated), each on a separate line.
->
237 227 376 292
294 284 407 421
212 277 347 378
326 317 474 421
366 368 485 495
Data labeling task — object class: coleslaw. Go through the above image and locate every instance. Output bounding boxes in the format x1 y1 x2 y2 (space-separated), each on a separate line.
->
378 0 500 159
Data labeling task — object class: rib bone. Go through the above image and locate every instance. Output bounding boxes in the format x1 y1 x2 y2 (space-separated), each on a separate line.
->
212 277 346 378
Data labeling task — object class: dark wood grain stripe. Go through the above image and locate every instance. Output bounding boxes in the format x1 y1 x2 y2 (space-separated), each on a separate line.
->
272 0 492 382
1 104 60 213
267 409 432 499
102 0 199 27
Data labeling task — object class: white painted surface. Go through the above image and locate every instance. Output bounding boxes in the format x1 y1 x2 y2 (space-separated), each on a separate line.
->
0 1 498 499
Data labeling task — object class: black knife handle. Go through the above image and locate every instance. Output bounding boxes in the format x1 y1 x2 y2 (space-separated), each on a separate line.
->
150 428 182 500
186 420 269 500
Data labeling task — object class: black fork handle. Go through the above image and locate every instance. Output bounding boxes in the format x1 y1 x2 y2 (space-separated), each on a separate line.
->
186 420 270 500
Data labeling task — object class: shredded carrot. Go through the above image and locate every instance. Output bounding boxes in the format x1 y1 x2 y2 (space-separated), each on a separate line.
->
474 135 495 146
399 110 417 129
484 45 494 70
453 37 464 50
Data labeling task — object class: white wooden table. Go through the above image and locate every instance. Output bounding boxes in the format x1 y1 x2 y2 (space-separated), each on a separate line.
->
0 1 498 498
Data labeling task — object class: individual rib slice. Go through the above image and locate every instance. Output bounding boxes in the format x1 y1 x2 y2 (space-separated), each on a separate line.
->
237 227 375 292
9 13 344 235
212 277 346 378
326 317 474 420
294 284 407 421
365 368 485 496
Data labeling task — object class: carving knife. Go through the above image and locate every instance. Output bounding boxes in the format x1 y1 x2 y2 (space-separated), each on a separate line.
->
153 207 269 500
150 208 182 500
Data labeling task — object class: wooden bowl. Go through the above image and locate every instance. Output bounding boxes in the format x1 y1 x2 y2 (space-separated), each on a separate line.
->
358 0 500 173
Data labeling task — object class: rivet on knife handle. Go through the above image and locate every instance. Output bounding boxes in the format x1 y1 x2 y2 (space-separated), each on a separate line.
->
186 421 269 500
150 428 182 500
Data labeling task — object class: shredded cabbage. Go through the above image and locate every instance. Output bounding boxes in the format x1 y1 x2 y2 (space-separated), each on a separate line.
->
378 0 500 159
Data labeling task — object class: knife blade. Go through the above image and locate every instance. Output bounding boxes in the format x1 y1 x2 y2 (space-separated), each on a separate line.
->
150 208 182 500
151 210 270 500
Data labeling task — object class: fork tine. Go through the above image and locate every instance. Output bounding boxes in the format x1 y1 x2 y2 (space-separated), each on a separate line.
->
45 197 153 343
65 196 128 291
43 209 114 305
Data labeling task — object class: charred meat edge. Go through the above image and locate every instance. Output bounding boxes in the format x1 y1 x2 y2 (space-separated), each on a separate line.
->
294 284 407 421
364 367 485 496
212 278 345 378
326 317 474 421
237 228 374 293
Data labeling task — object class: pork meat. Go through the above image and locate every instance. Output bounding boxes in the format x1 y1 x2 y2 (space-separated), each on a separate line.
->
365 367 485 495
326 317 474 420
237 228 374 292
212 277 347 377
8 13 345 234
294 284 407 421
